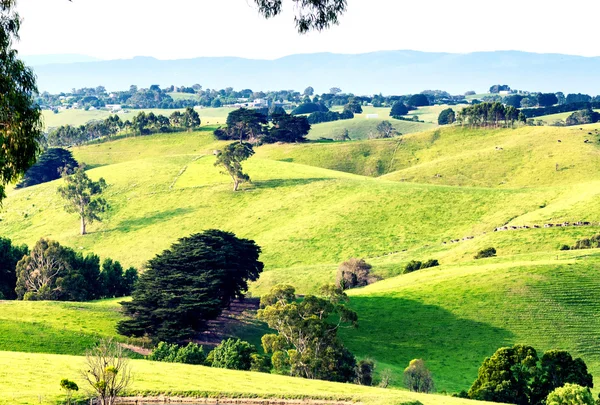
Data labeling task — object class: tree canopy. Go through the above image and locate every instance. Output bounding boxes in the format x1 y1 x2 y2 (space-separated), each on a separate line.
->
57 164 108 235
390 102 409 117
118 230 264 342
254 0 348 33
214 142 255 191
16 148 78 189
0 0 44 202
437 108 456 125
258 284 358 382
0 237 28 299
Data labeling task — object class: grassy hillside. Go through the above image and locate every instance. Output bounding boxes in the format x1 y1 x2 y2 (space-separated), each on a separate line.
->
0 351 496 405
41 106 235 129
343 253 600 392
2 122 600 401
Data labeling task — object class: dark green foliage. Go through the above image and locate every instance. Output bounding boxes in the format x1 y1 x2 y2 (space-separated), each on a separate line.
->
209 338 257 371
468 344 538 405
403 259 439 274
101 259 137 298
214 142 255 191
546 384 594 405
560 245 571 251
0 237 28 299
407 94 430 107
566 93 592 104
149 342 206 365
400 402 424 405
117 230 263 342
307 110 353 124
250 353 272 373
521 101 600 119
530 350 593 405
0 0 43 203
215 108 269 142
571 234 600 250
504 95 524 108
60 378 79 405
259 284 358 383
291 102 328 115
344 100 363 114
263 112 311 143
437 108 456 125
490 85 511 94
469 346 593 405
16 148 78 189
458 102 523 127
474 247 496 259
14 238 133 301
537 93 558 108
355 359 375 386
565 109 600 126
390 102 409 118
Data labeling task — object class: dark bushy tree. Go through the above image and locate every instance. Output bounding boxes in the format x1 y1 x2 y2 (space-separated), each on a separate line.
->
390 102 409 117
403 259 439 274
215 108 268 142
530 350 593 405
437 108 456 125
344 100 363 114
355 359 375 386
404 359 434 393
468 345 538 405
407 94 430 107
0 237 28 299
307 110 353 124
118 230 263 342
16 148 78 189
565 109 600 126
566 93 592 104
537 93 558 108
264 113 311 143
474 247 496 259
546 384 594 405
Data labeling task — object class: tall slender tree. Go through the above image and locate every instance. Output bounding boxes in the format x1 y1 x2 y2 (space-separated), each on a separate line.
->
58 164 108 235
214 142 255 191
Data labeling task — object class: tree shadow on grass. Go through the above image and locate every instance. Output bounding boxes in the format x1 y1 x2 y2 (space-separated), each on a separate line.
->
105 207 195 233
253 178 332 189
341 296 515 392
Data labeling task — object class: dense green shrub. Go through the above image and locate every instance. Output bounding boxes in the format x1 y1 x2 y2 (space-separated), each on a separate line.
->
545 383 594 405
336 258 375 290
474 247 496 259
0 237 28 300
571 235 600 250
149 342 206 365
307 110 353 124
407 94 429 107
355 359 375 386
565 109 600 126
209 338 256 371
403 259 439 274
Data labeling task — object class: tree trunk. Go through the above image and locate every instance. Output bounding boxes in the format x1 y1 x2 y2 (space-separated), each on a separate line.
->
81 216 87 235
233 179 239 192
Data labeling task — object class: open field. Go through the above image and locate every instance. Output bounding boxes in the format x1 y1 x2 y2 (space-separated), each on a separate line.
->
0 351 497 405
534 109 600 124
41 106 236 129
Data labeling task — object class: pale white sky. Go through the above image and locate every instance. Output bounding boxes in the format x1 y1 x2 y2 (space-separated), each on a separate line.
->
14 0 600 60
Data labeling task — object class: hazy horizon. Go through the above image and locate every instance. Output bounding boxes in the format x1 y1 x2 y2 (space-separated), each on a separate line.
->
14 0 600 60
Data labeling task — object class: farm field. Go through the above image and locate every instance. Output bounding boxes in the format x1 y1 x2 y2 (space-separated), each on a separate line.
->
0 351 497 405
2 122 600 402
41 106 236 129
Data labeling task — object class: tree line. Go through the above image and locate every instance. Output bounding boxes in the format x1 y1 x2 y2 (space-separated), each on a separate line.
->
47 108 201 147
0 236 137 301
457 102 526 128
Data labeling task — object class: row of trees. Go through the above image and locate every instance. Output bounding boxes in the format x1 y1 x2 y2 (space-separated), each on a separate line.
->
48 108 201 147
457 102 525 128
0 236 137 301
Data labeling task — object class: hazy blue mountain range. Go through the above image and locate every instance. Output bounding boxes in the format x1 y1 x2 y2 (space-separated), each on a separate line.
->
22 54 101 67
29 50 600 95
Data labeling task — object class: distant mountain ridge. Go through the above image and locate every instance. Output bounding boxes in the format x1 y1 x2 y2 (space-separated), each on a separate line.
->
29 50 600 95
22 54 101 66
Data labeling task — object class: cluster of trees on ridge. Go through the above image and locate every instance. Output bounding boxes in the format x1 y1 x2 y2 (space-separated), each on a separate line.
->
47 108 201 146
0 236 137 301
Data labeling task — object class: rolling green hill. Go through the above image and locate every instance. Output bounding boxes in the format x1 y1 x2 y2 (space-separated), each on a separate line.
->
2 123 600 402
